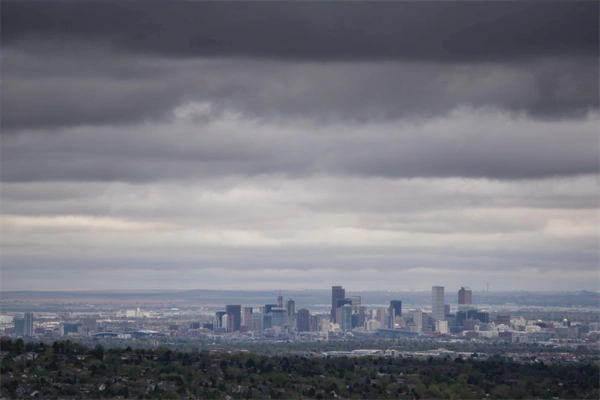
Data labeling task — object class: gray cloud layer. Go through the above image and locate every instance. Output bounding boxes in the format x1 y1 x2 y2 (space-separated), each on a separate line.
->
3 52 598 131
3 2 598 131
1 2 598 291
2 109 598 182
4 2 597 61
2 2 600 132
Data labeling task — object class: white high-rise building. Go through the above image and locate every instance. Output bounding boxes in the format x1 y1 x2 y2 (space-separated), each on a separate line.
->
366 319 380 331
432 286 445 322
222 314 229 332
435 320 449 334
24 313 34 336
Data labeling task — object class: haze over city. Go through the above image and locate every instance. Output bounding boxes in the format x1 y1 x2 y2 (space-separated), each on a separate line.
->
1 2 598 292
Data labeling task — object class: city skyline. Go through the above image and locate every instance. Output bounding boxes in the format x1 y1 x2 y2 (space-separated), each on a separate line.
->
212 285 454 334
10 282 596 339
2 2 598 292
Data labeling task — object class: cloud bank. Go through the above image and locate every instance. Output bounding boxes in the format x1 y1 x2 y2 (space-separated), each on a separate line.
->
1 2 598 291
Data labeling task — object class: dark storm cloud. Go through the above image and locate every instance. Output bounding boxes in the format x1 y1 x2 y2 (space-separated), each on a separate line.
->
3 2 597 62
2 52 598 131
2 110 597 182
2 50 184 130
1 1 598 182
2 2 598 131
2 2 598 292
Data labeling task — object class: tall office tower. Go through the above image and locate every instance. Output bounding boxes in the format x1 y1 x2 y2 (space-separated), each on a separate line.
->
24 312 34 336
226 314 236 333
14 317 25 335
412 310 423 333
458 287 472 305
421 312 431 332
309 314 321 332
445 314 457 330
222 314 229 331
335 298 352 325
432 286 445 322
391 300 402 317
215 311 226 329
340 304 353 332
388 300 402 329
331 286 345 322
375 308 388 328
357 306 367 328
444 304 451 316
296 308 310 332
476 311 490 323
262 314 273 330
350 296 361 313
225 305 242 332
271 308 287 327
286 299 296 328
243 307 253 327
252 313 263 333
277 294 283 308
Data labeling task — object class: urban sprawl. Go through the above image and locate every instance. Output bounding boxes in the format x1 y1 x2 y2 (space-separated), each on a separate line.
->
4 286 599 349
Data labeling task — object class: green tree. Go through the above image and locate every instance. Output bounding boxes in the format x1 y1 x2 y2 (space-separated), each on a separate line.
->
93 344 105 360
14 338 25 354
117 385 130 398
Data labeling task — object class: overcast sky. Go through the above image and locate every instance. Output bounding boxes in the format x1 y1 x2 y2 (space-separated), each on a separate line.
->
2 2 598 292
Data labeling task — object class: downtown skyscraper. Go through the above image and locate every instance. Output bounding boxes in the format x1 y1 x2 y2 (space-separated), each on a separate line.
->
296 308 310 332
286 298 296 328
388 300 402 329
225 305 242 332
24 312 34 336
458 287 472 305
432 286 445 322
331 286 345 323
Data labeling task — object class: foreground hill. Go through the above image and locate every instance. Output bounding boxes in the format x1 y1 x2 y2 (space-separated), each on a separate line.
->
1 338 598 399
